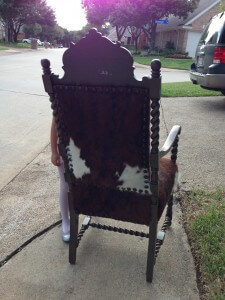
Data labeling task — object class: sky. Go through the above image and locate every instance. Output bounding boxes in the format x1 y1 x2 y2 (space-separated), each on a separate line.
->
46 0 87 31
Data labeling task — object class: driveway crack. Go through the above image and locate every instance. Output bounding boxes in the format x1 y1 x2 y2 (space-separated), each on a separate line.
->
0 220 62 268
0 88 48 97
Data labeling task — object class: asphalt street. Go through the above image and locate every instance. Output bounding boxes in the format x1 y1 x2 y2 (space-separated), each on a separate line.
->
0 49 63 190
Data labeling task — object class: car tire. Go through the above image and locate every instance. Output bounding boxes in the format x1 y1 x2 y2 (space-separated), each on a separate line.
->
221 90 225 96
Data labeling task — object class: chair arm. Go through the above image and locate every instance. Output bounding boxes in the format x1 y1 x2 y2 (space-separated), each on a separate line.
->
159 125 181 158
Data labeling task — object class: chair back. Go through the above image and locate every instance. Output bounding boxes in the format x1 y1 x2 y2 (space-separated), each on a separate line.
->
41 29 161 225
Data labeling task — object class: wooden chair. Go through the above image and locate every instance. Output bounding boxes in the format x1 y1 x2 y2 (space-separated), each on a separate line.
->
41 29 181 282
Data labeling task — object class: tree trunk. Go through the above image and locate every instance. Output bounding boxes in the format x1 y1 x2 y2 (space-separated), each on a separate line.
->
9 21 15 43
134 37 138 53
12 22 22 43
13 27 20 43
115 25 126 42
4 24 9 42
13 31 17 43
151 23 157 50
2 20 14 42
8 25 13 42
142 22 157 52
127 26 142 53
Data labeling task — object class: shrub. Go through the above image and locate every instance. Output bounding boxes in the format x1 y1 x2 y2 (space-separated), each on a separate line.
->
165 40 175 50
124 44 135 51
142 44 150 51
140 50 149 57
165 53 192 59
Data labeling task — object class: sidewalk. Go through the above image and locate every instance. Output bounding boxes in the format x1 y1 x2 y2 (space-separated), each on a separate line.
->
134 62 190 83
0 146 199 300
1 95 225 299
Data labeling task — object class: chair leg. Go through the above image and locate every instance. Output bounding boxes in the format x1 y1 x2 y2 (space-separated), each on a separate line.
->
166 195 173 227
146 205 158 283
68 192 79 264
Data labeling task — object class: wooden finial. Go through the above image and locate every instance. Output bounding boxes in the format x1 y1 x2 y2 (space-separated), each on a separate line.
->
41 59 51 75
151 59 161 78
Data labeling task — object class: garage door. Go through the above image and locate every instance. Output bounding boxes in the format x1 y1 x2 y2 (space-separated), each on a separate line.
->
186 31 202 58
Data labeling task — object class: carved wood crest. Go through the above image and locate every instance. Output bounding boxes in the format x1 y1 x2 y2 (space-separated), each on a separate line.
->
60 28 137 85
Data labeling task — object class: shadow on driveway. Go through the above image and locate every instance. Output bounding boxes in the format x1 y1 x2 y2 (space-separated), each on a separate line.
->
195 96 225 113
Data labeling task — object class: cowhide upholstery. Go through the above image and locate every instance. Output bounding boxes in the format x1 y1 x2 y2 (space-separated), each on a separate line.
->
70 157 177 226
55 85 177 226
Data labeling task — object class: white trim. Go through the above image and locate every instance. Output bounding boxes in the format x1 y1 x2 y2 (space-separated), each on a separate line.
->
185 0 219 25
181 25 193 30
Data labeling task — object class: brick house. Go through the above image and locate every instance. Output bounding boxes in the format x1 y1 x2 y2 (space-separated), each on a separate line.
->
107 27 133 45
107 0 224 57
155 0 223 57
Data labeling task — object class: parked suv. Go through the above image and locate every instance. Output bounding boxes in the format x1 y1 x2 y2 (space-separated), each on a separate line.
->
190 12 225 95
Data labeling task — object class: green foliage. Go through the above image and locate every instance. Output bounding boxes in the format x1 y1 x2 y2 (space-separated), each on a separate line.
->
219 0 225 12
83 0 200 27
23 23 43 38
0 0 56 42
39 25 64 42
133 55 194 70
162 82 221 97
183 189 225 299
0 41 37 48
192 208 225 280
165 41 175 50
82 0 200 48
124 44 135 51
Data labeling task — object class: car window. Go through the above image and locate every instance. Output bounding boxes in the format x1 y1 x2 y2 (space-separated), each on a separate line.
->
200 22 211 43
219 24 225 43
200 15 225 44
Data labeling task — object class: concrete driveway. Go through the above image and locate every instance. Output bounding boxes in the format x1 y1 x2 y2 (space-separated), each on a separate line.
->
1 93 225 298
0 49 224 299
0 145 199 300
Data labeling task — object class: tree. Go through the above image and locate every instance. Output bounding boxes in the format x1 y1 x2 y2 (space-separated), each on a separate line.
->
23 23 42 38
108 0 143 50
219 0 225 12
82 0 127 41
82 0 113 26
138 0 200 50
43 25 65 43
112 0 200 50
0 0 56 42
82 0 200 50
127 26 142 53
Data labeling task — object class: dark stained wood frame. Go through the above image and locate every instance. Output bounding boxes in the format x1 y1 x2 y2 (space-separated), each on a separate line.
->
41 28 181 283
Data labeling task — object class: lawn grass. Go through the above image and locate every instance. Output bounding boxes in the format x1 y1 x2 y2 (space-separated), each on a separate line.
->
162 82 221 97
182 189 225 299
0 42 43 49
0 46 8 51
0 42 31 49
134 55 194 70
